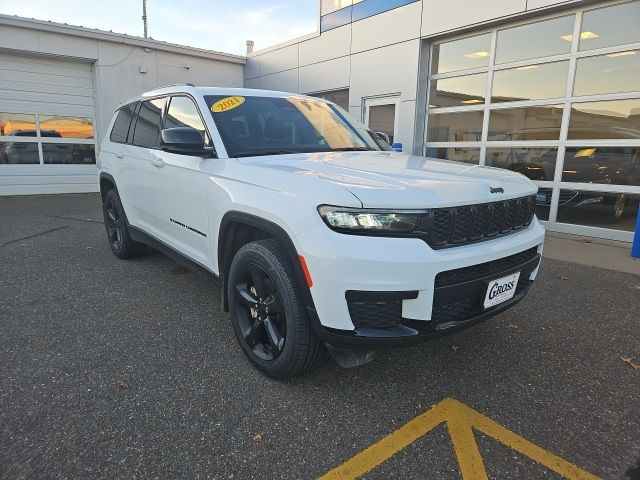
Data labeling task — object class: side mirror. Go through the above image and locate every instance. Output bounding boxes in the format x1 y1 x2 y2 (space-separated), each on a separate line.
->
374 131 391 145
160 127 208 156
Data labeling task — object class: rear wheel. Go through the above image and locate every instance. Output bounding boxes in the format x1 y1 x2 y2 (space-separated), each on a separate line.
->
102 189 146 259
228 240 323 378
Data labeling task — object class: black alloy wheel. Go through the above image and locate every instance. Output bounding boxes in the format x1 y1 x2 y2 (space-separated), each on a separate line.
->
227 240 323 378
233 263 286 361
105 195 123 252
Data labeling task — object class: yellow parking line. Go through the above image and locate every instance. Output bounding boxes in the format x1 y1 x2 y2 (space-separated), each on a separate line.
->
319 398 599 480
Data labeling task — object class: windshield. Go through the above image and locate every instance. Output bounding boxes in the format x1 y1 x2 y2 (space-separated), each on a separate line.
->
205 95 391 158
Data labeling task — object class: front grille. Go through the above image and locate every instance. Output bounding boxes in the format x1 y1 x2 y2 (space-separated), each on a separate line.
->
423 195 535 249
431 246 541 323
347 299 402 329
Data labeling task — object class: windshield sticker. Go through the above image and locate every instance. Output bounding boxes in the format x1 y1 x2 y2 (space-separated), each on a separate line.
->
211 96 245 113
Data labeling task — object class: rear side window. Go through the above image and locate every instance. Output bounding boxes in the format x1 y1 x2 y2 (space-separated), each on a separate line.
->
110 103 136 143
132 97 166 148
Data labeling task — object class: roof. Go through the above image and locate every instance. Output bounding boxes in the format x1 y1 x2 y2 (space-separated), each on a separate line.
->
0 13 245 64
118 85 322 108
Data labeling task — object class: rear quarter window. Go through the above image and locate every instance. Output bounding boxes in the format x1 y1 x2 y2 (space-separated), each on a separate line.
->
110 104 136 144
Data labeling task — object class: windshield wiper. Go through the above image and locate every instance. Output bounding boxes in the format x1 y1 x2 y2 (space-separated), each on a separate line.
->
330 147 373 152
234 150 298 158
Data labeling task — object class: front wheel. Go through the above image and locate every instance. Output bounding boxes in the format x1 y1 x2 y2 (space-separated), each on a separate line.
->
227 240 323 378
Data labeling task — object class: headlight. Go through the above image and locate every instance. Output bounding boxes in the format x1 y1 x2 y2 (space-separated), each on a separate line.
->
317 205 428 234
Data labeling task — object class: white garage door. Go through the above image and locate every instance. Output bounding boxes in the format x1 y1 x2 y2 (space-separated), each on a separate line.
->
0 52 98 195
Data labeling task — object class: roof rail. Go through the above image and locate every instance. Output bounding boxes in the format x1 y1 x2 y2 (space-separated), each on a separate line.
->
156 83 196 89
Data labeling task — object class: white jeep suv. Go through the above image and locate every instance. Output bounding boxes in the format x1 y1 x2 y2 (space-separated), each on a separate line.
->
97 85 544 378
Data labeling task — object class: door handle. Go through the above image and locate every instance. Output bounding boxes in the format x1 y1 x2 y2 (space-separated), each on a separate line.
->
150 157 165 168
115 153 124 159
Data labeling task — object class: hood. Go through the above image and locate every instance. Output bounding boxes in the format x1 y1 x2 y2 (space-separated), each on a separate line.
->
238 151 537 209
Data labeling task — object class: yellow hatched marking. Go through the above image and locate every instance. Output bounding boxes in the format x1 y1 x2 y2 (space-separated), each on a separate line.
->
319 398 599 480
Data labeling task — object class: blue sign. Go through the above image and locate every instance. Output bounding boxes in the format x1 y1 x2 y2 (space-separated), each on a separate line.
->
632 207 640 258
392 142 403 153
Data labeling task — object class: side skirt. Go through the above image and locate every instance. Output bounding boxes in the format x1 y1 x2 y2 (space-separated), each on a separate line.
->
128 225 220 287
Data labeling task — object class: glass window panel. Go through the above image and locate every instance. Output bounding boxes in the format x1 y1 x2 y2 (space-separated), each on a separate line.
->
579 1 640 51
309 89 350 111
320 6 352 32
429 73 486 108
165 96 205 132
568 99 640 139
485 147 558 181
39 115 93 139
492 61 569 102
496 15 574 64
573 51 640 96
352 0 416 22
557 190 639 231
426 111 484 142
132 97 166 148
368 104 396 143
431 34 492 74
487 105 564 141
561 146 640 186
110 103 136 144
426 146 480 164
0 112 36 137
0 141 40 164
41 143 96 165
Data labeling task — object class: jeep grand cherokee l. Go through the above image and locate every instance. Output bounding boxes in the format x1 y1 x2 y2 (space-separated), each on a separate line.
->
97 86 545 378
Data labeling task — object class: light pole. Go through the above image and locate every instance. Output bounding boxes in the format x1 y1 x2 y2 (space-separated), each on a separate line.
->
142 0 148 38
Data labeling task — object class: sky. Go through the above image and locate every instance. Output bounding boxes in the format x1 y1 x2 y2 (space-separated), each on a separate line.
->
0 0 319 55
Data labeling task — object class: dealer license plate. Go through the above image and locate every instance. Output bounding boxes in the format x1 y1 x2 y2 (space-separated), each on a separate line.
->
484 272 521 309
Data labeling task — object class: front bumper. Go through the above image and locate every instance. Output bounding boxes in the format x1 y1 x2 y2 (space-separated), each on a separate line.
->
294 218 545 348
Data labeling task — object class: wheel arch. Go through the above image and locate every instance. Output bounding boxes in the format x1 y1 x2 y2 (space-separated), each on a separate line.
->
99 172 118 201
218 211 315 313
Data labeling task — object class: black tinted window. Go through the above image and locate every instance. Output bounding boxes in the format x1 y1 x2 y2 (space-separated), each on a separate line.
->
132 98 166 148
110 103 136 144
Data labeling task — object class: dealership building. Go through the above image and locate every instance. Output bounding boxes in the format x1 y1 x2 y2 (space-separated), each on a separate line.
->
1 0 639 243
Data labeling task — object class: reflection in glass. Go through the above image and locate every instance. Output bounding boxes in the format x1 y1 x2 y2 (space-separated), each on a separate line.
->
496 15 573 64
368 104 396 143
165 97 206 133
492 61 569 102
573 51 640 96
487 105 563 141
429 73 486 108
561 146 640 186
39 115 93 139
0 141 40 164
557 190 639 230
309 89 350 111
579 1 640 51
568 99 640 140
432 34 492 74
426 146 480 164
0 112 36 137
132 98 166 148
426 111 484 142
41 143 96 165
485 147 558 181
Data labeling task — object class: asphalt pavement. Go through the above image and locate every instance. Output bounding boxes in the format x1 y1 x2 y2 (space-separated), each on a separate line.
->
1 194 639 480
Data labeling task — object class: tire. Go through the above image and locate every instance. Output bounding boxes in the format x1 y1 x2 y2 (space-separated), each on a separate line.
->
102 189 146 259
227 239 324 379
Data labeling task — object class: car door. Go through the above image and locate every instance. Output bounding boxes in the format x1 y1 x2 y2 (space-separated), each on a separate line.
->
124 96 169 239
148 94 213 266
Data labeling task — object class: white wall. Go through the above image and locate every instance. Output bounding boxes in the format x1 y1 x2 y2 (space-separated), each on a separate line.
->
0 16 244 195
0 18 244 143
